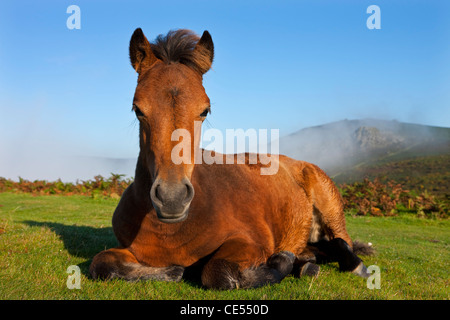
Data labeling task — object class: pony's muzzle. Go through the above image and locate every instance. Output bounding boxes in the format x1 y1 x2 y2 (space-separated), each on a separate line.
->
150 177 194 223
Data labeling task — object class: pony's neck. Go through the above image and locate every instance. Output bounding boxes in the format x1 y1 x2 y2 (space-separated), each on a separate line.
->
134 152 153 194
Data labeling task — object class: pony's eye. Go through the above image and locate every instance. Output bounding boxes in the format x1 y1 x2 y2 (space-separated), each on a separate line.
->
200 107 210 118
133 104 144 117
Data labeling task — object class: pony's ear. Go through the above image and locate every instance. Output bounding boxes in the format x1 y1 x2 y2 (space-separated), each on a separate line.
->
129 28 158 74
193 30 214 74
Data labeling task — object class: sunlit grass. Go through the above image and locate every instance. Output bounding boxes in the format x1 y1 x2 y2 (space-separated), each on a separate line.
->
0 193 448 300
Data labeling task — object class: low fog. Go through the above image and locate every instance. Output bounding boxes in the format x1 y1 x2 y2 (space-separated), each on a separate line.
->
0 153 136 183
0 118 447 182
279 119 449 176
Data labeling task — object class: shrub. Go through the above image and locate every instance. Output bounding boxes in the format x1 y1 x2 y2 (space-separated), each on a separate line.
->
339 178 448 218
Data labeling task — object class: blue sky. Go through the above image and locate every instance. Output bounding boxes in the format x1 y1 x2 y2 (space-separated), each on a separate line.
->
0 0 449 180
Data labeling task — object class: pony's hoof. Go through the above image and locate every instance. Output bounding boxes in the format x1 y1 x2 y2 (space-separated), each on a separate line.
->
300 262 320 277
267 251 296 275
278 251 296 264
352 262 370 278
166 265 185 282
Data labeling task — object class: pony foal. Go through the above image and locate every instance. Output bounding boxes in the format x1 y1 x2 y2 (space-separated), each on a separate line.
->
89 28 372 289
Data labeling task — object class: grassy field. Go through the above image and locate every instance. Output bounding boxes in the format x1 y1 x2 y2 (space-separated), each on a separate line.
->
0 192 448 300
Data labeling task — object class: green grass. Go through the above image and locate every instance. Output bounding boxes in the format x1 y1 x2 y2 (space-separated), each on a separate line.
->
0 193 448 300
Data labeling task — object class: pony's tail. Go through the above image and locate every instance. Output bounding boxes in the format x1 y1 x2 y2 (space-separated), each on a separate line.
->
352 240 375 256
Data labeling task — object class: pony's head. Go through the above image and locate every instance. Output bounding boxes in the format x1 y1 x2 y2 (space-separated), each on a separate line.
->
129 28 214 223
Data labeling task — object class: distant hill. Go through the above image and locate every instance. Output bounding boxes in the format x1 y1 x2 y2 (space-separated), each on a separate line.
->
279 119 450 197
4 118 448 196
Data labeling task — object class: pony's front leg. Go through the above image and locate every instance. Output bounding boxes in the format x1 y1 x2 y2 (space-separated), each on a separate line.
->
201 239 295 290
89 247 184 282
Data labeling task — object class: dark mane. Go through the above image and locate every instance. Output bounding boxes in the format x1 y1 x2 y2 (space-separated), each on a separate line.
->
150 29 207 74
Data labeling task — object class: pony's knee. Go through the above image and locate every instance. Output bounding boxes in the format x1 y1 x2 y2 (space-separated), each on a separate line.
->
201 259 241 290
201 251 295 290
90 249 123 280
267 251 295 276
239 252 295 288
90 249 185 282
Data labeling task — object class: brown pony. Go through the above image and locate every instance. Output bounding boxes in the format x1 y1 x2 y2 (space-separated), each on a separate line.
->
89 28 372 289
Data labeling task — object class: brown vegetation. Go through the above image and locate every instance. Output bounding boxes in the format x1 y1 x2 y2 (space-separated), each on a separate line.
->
339 178 448 218
0 174 447 218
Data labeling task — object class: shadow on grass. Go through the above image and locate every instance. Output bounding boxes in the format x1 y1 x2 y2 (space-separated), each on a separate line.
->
24 220 118 276
22 220 205 287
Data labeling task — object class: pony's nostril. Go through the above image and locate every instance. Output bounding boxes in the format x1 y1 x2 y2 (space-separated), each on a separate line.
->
183 181 195 205
150 182 163 207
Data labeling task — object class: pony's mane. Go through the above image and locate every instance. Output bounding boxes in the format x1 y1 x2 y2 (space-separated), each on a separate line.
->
150 29 208 74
